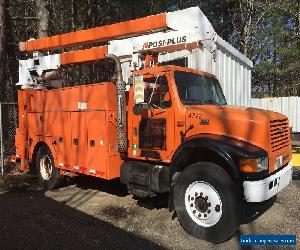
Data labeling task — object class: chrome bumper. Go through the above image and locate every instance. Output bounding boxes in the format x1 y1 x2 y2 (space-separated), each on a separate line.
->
243 162 293 202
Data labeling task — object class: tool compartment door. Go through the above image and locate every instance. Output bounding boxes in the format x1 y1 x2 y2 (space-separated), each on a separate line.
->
71 112 87 170
44 111 72 166
86 111 108 178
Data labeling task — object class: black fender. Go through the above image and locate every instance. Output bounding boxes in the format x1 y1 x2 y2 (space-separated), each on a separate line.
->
169 134 268 180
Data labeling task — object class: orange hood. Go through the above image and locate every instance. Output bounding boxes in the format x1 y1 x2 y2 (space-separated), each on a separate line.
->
185 105 288 152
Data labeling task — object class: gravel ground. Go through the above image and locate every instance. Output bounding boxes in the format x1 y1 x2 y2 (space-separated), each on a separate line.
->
0 168 299 249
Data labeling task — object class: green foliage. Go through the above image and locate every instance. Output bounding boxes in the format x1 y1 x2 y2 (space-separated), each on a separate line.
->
251 0 300 97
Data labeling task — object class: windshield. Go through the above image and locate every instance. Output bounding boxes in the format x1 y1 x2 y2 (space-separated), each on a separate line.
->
174 71 227 105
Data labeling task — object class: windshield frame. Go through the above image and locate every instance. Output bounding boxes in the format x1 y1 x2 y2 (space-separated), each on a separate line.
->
173 70 227 106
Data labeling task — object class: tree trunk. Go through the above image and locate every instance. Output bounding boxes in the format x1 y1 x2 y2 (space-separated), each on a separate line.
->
0 0 6 101
71 0 76 31
36 0 49 37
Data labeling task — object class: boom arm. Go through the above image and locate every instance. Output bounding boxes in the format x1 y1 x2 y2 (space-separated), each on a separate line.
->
17 7 217 87
19 13 167 52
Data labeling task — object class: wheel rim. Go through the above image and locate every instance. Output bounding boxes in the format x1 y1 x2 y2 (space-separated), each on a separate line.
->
40 155 53 181
184 181 222 227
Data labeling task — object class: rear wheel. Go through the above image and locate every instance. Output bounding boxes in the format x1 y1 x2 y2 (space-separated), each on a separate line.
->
174 162 239 243
36 144 65 190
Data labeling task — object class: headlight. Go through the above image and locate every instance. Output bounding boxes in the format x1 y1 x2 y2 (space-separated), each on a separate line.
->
257 157 268 172
240 157 268 173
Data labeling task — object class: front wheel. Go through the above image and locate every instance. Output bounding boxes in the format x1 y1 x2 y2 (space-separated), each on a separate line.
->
174 162 239 243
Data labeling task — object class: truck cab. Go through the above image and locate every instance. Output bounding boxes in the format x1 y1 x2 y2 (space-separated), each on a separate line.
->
120 65 293 242
127 66 291 179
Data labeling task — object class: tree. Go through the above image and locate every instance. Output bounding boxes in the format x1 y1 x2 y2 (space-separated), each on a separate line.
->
0 0 6 101
1 0 299 99
252 0 300 97
36 0 49 37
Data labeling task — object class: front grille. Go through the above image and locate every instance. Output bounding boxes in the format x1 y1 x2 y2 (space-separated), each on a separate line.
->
270 119 290 152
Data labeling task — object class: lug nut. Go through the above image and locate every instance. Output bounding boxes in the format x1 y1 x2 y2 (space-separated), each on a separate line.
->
205 196 208 200
193 210 196 214
191 197 194 201
208 202 211 207
191 203 193 207
204 214 207 218
215 204 220 212
195 192 198 196
207 209 211 214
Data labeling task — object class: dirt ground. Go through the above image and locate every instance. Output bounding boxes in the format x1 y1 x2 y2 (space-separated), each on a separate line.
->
0 168 299 250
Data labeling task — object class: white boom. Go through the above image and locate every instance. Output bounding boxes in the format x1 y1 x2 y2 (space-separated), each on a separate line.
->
18 7 218 87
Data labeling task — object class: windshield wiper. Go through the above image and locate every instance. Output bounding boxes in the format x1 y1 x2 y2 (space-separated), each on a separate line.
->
184 100 204 105
203 100 221 105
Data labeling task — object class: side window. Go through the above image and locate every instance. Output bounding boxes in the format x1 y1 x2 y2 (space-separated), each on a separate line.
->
144 76 171 109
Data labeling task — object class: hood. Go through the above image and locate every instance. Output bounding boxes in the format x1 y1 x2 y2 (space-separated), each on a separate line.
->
185 105 288 152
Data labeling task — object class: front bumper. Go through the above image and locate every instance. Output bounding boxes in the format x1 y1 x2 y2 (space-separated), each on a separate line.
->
243 162 293 202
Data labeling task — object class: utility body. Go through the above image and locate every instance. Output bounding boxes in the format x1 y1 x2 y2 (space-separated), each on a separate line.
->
14 7 293 243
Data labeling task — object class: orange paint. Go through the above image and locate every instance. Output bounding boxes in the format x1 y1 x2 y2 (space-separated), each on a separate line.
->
19 13 166 52
15 64 291 178
60 46 108 65
127 66 291 173
16 83 123 179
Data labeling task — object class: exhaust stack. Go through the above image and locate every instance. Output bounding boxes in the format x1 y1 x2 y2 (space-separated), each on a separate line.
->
106 54 128 158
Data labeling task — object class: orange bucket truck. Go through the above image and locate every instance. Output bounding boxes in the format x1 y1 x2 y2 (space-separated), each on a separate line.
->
14 7 292 243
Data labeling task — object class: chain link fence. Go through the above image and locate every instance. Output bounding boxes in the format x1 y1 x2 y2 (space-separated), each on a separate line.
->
0 103 18 175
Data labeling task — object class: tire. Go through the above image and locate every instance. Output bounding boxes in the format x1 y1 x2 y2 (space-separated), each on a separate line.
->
174 162 239 243
36 144 65 190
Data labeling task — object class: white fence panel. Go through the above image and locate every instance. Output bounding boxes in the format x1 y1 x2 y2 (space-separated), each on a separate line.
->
251 97 300 132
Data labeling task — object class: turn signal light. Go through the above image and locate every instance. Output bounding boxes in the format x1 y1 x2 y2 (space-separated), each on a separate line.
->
239 159 257 173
